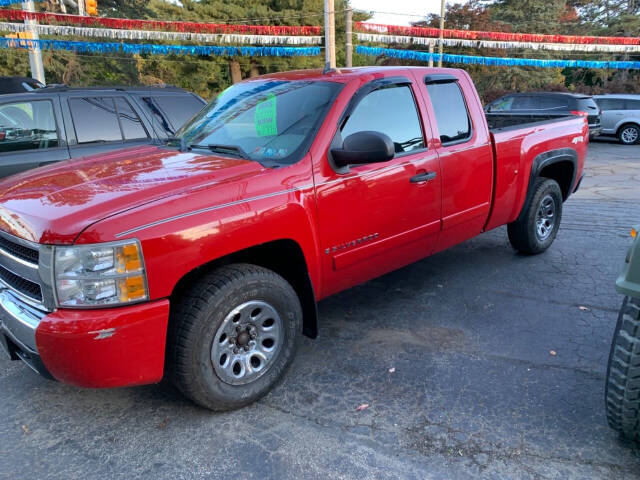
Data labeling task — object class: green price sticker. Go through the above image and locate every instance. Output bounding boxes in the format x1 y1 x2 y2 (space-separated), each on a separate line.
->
254 93 277 137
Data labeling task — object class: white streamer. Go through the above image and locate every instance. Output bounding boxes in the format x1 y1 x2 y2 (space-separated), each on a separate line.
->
0 22 322 45
356 33 640 53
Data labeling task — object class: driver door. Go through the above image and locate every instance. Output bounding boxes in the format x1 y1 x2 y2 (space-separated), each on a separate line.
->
314 76 442 297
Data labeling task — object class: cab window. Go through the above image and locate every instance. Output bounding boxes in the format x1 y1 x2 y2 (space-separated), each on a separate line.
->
341 85 425 154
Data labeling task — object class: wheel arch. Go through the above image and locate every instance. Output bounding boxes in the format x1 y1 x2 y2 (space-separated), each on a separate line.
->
517 148 578 221
169 238 319 339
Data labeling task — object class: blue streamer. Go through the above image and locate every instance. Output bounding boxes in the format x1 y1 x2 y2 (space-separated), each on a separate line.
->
0 0 44 4
0 37 321 57
356 45 640 70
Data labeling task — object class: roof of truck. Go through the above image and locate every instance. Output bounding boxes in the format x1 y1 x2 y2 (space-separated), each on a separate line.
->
257 66 462 82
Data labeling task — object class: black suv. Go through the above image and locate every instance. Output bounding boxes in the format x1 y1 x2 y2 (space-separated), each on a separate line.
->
0 86 206 178
485 92 602 137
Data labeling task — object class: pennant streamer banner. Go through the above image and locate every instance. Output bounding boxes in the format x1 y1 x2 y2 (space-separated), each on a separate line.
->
356 45 640 70
0 0 43 5
356 33 640 53
0 22 322 45
356 22 640 46
0 36 321 56
0 9 322 36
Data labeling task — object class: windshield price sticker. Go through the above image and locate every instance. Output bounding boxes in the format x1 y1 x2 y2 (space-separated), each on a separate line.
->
254 93 278 137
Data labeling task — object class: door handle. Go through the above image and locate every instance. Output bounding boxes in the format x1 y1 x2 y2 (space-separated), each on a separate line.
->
410 172 437 183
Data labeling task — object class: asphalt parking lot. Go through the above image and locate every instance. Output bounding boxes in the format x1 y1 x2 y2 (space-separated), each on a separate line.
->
1 140 640 479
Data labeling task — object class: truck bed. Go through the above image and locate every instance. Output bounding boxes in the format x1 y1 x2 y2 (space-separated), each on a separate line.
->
486 113 574 131
484 114 588 232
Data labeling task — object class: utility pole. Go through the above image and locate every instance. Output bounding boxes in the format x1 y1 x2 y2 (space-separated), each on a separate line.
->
428 42 434 67
22 1 45 84
324 0 336 68
78 0 85 16
345 8 353 68
438 0 445 67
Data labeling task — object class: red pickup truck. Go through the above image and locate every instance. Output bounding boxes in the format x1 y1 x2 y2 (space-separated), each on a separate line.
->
0 67 587 410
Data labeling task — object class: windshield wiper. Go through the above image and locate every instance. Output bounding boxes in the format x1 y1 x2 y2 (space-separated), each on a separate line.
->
189 143 250 160
165 136 187 152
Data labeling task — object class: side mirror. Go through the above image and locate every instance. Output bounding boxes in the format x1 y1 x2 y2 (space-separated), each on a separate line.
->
331 131 395 168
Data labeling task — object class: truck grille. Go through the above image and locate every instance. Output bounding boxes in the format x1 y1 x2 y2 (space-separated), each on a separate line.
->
0 264 42 302
0 234 39 263
0 231 48 308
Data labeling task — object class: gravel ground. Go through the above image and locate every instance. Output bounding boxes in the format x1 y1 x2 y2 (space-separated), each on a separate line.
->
1 140 639 479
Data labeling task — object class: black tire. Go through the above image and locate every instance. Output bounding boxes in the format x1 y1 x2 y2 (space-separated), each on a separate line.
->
167 263 302 411
605 296 640 440
618 124 640 145
507 178 563 255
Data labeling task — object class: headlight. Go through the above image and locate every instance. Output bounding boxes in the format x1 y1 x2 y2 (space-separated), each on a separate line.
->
54 240 148 307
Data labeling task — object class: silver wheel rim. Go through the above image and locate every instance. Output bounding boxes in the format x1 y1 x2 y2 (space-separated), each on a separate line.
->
535 194 556 241
211 300 283 386
621 127 639 144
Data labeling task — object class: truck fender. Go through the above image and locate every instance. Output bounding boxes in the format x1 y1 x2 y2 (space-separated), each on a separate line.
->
516 148 578 222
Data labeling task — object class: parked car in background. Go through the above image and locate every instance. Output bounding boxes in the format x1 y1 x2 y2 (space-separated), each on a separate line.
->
0 86 206 178
0 76 44 94
594 94 640 145
485 92 601 137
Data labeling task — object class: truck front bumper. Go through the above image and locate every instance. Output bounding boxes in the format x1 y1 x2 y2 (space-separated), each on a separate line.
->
0 289 169 388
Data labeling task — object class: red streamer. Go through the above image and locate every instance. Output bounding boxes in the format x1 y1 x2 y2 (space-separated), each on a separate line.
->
356 22 640 46
0 9 322 36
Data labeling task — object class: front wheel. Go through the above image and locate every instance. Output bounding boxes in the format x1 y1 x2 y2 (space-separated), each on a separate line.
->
618 124 640 145
167 264 302 411
507 178 563 255
605 296 640 440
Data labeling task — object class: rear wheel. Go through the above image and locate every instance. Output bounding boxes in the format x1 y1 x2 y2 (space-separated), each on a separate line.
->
167 264 302 411
606 296 640 440
507 178 563 255
618 124 640 145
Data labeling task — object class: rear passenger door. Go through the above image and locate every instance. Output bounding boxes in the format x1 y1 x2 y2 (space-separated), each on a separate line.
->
597 98 625 133
419 74 494 251
0 96 70 178
64 95 152 158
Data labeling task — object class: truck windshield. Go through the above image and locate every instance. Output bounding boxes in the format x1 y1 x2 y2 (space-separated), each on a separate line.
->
175 80 343 166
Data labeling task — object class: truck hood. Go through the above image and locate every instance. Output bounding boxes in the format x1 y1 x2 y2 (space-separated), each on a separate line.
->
0 145 263 244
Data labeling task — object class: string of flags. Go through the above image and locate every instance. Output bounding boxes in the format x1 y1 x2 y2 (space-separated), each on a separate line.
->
0 21 323 45
0 36 321 57
355 22 640 46
356 45 640 70
0 0 43 5
356 33 640 53
0 9 322 36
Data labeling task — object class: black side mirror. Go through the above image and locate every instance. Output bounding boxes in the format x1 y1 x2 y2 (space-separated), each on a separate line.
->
331 131 395 168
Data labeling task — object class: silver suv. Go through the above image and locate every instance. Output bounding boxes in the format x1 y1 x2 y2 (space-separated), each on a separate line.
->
594 94 640 145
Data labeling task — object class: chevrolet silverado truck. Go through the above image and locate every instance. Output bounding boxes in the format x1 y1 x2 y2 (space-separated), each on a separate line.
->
0 67 587 411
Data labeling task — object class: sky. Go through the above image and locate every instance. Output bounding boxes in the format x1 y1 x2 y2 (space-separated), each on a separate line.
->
350 0 443 26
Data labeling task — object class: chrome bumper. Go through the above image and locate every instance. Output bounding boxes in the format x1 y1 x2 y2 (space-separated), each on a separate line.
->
0 288 52 378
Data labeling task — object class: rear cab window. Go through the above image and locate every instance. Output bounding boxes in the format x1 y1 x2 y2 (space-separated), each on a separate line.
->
426 81 472 146
0 99 59 153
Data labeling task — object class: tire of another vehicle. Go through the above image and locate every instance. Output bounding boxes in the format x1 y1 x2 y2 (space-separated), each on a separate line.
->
167 264 302 411
605 296 640 440
618 124 640 145
507 178 563 255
